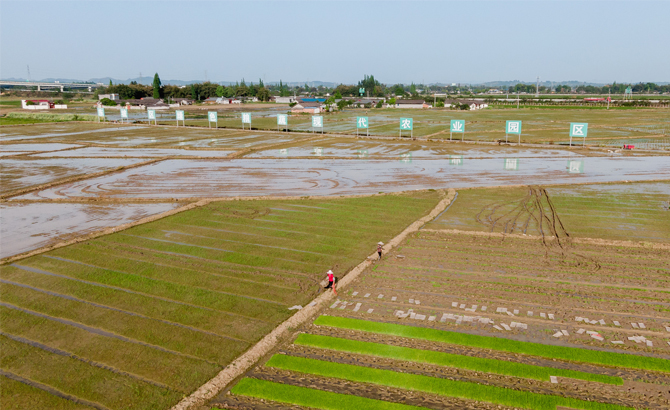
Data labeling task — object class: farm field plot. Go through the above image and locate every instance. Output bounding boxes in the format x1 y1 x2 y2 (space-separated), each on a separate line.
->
247 137 604 159
0 202 183 259
159 107 670 145
0 157 144 195
16 155 670 201
0 192 441 409
216 207 670 410
426 182 670 242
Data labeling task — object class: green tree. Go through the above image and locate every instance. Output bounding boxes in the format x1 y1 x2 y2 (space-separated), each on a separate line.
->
190 84 197 100
109 79 113 87
152 73 162 99
257 87 271 102
410 83 417 96
375 100 382 108
216 85 226 97
334 91 342 99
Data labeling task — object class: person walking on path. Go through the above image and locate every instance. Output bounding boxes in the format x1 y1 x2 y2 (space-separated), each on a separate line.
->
324 269 337 295
377 242 384 260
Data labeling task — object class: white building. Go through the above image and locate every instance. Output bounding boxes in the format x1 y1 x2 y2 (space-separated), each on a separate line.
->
98 94 120 100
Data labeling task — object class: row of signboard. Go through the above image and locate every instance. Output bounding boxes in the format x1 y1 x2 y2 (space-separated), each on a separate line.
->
95 108 589 138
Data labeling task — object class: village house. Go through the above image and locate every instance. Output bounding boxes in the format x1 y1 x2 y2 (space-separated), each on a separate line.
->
273 96 296 104
291 101 322 114
394 99 431 109
21 100 67 110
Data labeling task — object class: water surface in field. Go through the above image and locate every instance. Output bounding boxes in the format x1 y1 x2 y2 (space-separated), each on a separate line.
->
17 156 670 200
0 202 182 258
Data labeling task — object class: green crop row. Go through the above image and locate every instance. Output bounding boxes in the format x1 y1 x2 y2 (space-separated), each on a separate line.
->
265 354 631 410
229 378 425 410
314 316 670 373
294 334 623 385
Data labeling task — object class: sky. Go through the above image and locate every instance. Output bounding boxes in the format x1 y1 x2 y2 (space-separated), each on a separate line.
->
1 0 669 85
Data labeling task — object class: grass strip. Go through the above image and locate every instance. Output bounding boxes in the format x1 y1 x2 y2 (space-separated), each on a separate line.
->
229 378 426 410
314 316 670 373
294 334 623 385
266 355 631 410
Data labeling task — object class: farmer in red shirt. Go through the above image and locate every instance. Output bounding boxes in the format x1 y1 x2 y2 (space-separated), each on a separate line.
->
324 270 336 294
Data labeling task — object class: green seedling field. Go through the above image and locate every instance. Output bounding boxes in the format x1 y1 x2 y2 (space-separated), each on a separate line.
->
265 354 632 410
314 316 670 373
229 378 426 410
294 334 623 384
0 192 440 409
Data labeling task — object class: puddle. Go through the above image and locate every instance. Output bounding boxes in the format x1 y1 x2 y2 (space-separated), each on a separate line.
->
0 202 181 258
16 156 670 200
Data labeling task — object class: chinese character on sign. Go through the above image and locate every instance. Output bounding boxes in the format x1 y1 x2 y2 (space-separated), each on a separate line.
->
400 153 412 163
242 113 251 124
314 147 323 156
312 116 323 128
506 120 521 134
120 108 128 118
449 155 463 166
357 117 368 128
357 149 368 158
400 118 413 130
208 112 217 122
570 123 588 137
97 107 105 117
176 110 184 121
277 114 287 125
148 110 156 120
451 120 464 133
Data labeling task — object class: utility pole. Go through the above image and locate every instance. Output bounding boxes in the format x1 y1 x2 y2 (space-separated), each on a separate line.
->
27 65 31 82
535 76 540 97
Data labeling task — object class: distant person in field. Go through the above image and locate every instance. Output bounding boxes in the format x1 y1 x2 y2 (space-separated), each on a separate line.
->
324 269 336 294
377 242 384 260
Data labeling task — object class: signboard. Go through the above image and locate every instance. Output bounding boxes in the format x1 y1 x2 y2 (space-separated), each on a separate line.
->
147 109 156 120
450 119 465 133
569 123 588 138
97 107 105 118
449 155 463 166
120 108 128 119
357 116 369 129
208 111 218 122
279 148 288 155
504 158 519 171
176 110 185 121
400 153 412 163
359 87 365 96
312 115 323 128
506 120 522 135
569 122 588 146
399 118 413 130
314 147 323 156
357 149 368 158
568 160 584 174
277 114 287 126
242 112 251 124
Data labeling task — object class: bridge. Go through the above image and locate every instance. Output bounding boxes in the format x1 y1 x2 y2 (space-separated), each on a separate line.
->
0 81 104 92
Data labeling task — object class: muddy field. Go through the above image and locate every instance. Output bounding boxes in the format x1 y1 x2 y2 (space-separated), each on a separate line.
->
216 189 670 409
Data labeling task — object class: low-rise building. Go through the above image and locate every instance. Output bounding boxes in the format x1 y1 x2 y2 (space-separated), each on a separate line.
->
273 96 296 104
98 94 119 100
291 101 322 114
21 99 52 109
394 99 430 109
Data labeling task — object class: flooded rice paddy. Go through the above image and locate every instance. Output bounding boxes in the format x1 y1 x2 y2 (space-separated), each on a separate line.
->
0 202 182 258
2 121 669 258
16 156 670 200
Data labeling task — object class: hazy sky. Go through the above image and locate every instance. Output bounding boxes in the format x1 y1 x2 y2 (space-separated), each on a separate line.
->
2 1 668 84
